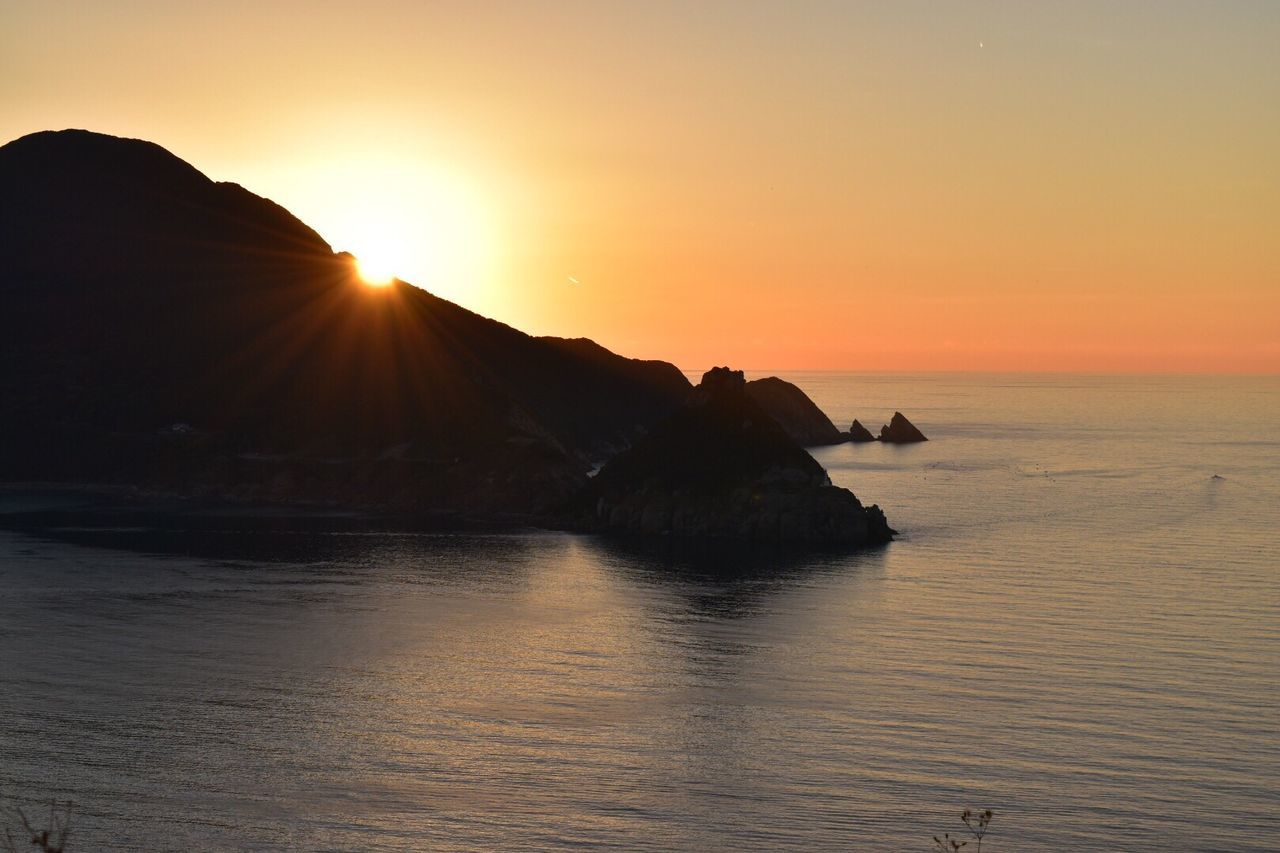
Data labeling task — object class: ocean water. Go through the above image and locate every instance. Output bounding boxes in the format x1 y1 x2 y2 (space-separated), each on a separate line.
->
1 373 1277 851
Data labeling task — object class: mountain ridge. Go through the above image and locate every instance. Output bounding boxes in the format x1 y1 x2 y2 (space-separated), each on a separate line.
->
0 129 692 514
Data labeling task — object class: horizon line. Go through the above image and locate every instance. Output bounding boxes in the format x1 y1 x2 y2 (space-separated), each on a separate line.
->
678 367 1280 378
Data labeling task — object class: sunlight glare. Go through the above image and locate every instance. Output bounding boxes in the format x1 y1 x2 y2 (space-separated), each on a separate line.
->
294 153 495 305
355 251 396 286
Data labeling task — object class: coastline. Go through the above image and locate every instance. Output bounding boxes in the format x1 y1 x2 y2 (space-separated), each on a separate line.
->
0 482 544 536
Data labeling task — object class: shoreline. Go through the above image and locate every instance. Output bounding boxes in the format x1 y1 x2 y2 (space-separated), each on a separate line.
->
0 482 544 536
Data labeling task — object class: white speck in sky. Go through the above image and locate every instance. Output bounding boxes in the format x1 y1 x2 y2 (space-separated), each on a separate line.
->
568 276 580 285
980 41 984 48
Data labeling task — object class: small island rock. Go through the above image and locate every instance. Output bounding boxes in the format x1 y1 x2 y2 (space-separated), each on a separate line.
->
847 419 876 442
879 412 927 443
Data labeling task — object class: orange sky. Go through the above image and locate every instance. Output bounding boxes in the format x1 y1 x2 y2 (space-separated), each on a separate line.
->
3 1 1277 372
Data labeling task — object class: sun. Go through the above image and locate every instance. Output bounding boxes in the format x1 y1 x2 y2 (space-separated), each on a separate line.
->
297 154 495 304
348 228 407 287
355 253 396 286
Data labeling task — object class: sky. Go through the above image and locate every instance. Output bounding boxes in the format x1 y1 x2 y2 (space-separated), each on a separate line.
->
3 1 1278 372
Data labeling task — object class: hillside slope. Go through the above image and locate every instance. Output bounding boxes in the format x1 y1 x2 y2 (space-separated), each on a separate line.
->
0 130 691 512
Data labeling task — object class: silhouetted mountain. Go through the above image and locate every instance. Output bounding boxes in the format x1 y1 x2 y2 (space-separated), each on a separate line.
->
0 129 691 513
744 376 845 446
569 368 893 544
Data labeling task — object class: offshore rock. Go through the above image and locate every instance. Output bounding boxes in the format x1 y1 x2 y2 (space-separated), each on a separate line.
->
879 412 928 443
847 419 876 443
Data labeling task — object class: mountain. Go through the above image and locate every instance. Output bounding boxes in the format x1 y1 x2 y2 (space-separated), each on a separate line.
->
569 368 893 545
0 129 691 514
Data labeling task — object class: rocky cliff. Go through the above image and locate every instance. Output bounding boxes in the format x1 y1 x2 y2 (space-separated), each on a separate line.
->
744 377 845 446
569 368 894 545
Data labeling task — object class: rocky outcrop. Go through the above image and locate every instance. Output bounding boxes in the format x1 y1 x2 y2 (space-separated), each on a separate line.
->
701 366 749 398
568 368 894 545
879 412 928 443
848 419 876 442
744 377 845 446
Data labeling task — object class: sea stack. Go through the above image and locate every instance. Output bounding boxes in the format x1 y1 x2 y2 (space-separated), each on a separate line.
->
879 412 927 443
848 419 876 442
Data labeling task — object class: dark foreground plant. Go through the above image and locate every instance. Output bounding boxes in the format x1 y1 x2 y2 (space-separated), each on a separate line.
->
2 801 71 853
933 808 993 852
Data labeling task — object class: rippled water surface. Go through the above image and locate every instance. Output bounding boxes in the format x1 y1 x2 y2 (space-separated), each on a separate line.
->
2 373 1277 850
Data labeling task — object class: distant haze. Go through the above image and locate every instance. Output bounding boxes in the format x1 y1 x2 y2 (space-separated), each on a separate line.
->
3 1 1277 372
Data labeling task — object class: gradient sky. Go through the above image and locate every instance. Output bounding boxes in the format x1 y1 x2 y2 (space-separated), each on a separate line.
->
4 1 1278 371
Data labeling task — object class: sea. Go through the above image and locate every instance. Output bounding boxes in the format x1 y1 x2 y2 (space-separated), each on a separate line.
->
1 373 1277 851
